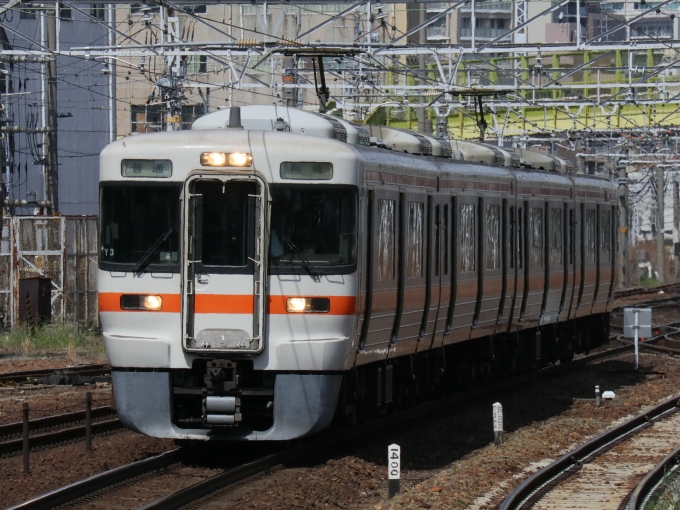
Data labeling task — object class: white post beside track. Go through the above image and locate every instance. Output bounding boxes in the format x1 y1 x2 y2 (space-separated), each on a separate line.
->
388 444 400 499
493 402 503 446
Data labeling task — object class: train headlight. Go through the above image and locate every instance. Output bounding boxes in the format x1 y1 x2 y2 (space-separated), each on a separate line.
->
200 152 253 168
285 297 331 313
120 294 163 311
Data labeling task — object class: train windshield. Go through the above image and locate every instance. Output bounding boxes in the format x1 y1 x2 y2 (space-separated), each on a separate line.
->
269 185 357 274
99 183 181 272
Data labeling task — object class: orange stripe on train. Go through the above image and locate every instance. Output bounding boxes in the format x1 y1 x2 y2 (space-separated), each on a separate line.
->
98 293 356 315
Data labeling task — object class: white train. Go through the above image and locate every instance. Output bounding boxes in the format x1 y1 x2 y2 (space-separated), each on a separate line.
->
99 106 617 441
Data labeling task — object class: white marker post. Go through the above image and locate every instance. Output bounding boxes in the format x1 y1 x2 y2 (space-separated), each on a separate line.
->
623 308 652 371
388 444 400 499
493 402 503 446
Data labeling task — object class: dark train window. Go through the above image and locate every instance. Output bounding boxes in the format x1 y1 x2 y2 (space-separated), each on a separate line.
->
529 207 544 267
377 199 396 280
569 209 575 266
435 204 440 277
459 203 476 272
549 208 563 266
485 204 501 270
406 202 424 278
585 209 597 263
443 205 449 276
509 206 515 269
518 208 524 270
601 209 612 262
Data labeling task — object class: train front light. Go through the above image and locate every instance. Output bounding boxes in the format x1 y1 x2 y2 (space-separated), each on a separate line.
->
200 152 253 167
285 297 331 313
120 294 163 311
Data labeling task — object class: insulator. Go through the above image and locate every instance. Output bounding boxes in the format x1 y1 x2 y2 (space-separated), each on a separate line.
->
237 38 258 47
281 38 301 47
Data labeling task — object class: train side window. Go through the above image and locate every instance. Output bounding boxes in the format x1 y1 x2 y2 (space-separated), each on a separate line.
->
518 208 523 270
485 204 501 270
443 205 449 276
549 208 563 266
458 203 476 272
600 209 612 263
529 207 544 267
434 204 440 277
406 202 424 278
377 199 396 280
509 206 515 269
569 209 575 266
585 209 597 263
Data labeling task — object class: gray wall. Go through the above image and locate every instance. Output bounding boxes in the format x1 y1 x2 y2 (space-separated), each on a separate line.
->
2 6 110 215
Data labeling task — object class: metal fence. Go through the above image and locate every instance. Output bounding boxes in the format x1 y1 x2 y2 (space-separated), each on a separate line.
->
0 216 99 328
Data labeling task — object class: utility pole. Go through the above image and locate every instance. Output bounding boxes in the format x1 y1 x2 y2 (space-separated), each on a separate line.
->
656 165 665 283
45 5 59 214
416 4 427 134
618 169 629 288
674 176 679 279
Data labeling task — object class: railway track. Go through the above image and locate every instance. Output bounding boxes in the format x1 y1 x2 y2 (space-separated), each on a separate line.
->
628 443 680 509
0 364 110 386
0 406 121 457
8 340 655 510
498 395 680 510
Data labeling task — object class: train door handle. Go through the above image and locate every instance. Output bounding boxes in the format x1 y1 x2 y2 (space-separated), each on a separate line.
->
197 274 210 284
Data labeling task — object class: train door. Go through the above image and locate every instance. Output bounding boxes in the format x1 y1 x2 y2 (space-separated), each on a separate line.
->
358 189 400 363
542 201 565 324
391 192 428 356
576 202 597 317
558 203 573 321
181 176 267 354
473 196 503 338
593 204 614 314
496 199 514 334
447 195 478 343
509 202 525 331
567 204 581 320
520 200 546 327
431 197 452 349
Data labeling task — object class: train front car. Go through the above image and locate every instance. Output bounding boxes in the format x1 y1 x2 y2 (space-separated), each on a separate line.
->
98 127 360 440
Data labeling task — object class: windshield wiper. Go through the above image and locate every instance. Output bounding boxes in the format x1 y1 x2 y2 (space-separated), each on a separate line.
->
132 228 173 273
283 238 321 282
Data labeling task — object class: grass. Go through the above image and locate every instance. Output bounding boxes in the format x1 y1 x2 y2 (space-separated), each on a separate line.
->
646 468 680 510
0 323 105 359
639 277 661 287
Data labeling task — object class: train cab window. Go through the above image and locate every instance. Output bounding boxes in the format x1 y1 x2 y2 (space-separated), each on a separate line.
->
269 186 357 275
485 204 501 270
377 199 396 280
406 202 425 278
459 203 476 273
529 207 544 267
99 183 181 272
196 181 255 268
600 209 612 262
549 208 563 266
585 209 597 263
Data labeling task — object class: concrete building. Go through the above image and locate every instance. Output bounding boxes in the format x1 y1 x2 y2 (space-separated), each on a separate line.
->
0 4 110 215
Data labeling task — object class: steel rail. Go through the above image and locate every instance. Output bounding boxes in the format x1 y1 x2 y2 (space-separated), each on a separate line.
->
6 449 183 510
0 364 110 385
0 418 122 456
628 444 680 510
0 406 115 439
498 395 680 510
614 282 680 300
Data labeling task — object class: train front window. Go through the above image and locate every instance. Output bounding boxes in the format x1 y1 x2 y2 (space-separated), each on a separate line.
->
269 186 357 274
99 183 181 271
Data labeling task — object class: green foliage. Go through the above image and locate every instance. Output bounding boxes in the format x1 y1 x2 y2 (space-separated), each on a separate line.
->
0 323 104 354
639 277 660 287
645 469 680 509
